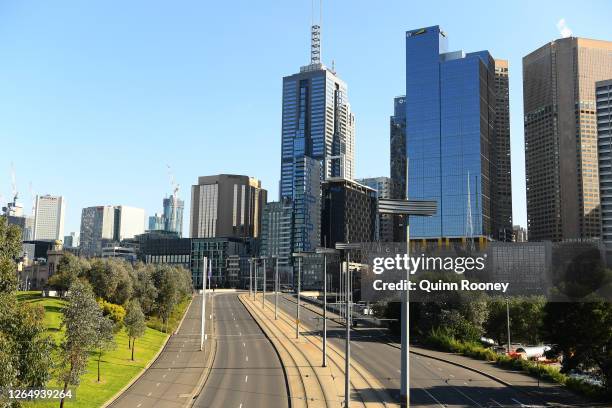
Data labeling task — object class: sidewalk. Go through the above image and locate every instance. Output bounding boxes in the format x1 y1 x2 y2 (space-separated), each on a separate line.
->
240 294 397 408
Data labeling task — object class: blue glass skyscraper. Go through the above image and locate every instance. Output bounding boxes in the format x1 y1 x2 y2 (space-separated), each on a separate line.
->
403 26 507 240
280 25 355 252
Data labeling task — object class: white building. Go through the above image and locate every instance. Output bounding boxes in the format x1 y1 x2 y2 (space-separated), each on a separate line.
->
33 195 65 241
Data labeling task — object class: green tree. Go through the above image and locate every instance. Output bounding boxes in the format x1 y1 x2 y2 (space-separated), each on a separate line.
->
86 258 133 305
124 300 146 361
485 296 546 346
47 253 90 294
97 299 126 332
133 264 158 315
0 215 22 292
93 316 116 383
152 265 180 332
57 280 104 408
543 301 612 390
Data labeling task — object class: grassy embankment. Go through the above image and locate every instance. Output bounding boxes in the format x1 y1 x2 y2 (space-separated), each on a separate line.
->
16 291 191 408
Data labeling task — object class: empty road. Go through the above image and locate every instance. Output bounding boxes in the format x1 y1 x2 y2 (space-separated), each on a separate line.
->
193 293 288 408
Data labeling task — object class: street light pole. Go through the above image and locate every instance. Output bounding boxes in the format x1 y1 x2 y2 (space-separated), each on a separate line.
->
400 217 410 407
296 256 301 339
262 257 266 309
200 257 207 352
323 253 327 367
506 298 511 354
254 262 258 300
344 253 351 408
249 259 253 298
275 256 279 320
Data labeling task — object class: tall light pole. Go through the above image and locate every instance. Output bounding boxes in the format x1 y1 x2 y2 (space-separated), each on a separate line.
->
262 257 266 309
506 298 511 354
378 198 437 408
200 257 208 352
273 255 279 320
316 247 338 368
249 258 253 298
292 253 308 339
254 262 258 300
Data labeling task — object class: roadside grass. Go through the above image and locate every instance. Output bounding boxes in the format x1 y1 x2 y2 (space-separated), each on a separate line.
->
146 296 191 333
16 291 171 408
424 328 609 401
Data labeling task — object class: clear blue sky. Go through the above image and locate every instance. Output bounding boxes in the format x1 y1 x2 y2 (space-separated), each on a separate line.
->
0 0 610 235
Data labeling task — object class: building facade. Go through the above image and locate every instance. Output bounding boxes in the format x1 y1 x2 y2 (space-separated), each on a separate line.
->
403 26 507 242
190 174 266 240
493 59 513 241
356 177 396 242
260 199 293 268
321 178 377 247
597 79 612 248
33 195 65 241
163 195 184 236
80 205 145 257
190 237 251 288
523 37 612 241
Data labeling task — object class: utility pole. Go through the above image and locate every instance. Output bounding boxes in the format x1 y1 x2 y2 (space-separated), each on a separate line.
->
316 247 337 367
200 257 207 351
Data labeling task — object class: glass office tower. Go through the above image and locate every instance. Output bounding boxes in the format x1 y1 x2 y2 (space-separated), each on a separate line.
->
404 26 501 240
279 43 355 253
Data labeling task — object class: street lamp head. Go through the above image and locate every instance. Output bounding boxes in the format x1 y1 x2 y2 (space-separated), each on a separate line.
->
315 247 338 254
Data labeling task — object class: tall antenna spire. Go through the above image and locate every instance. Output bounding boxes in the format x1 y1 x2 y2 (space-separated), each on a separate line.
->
310 0 322 64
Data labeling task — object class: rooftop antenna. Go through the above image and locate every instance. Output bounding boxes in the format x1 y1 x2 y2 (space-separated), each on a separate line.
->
310 0 322 64
10 162 17 203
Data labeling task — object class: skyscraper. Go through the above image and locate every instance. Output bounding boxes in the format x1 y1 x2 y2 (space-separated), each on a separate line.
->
390 96 407 200
33 195 65 241
279 23 355 253
403 26 507 242
597 79 612 248
523 37 612 241
189 174 267 239
493 59 513 241
163 195 184 236
80 205 145 257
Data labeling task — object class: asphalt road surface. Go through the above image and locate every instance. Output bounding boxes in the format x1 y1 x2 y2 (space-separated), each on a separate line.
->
193 293 289 408
110 294 213 408
268 293 556 408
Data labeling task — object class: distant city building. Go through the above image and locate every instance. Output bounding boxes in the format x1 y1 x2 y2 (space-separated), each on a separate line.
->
321 178 377 248
63 232 79 248
190 237 251 288
390 96 407 200
512 225 528 242
19 241 63 290
33 195 65 241
80 205 145 257
163 195 184 236
356 177 396 242
279 23 355 256
101 246 137 262
597 79 612 248
260 199 293 269
493 59 513 241
402 26 509 243
524 37 612 241
190 174 267 240
148 213 165 231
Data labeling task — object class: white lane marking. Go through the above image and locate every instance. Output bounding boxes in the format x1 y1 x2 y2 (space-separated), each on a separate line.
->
243 342 246 347
397 369 401 373
137 404 142 408
162 374 167 378
421 388 445 407
437 367 442 371
239 404 242 408
353 342 364 349
511 398 526 407
245 375 248 383
454 387 483 407
490 399 503 407
147 392 152 396
449 374 455 378
245 356 249 361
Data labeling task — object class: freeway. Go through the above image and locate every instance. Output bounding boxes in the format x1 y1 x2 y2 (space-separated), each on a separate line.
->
193 293 289 408
266 293 565 408
109 294 213 408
